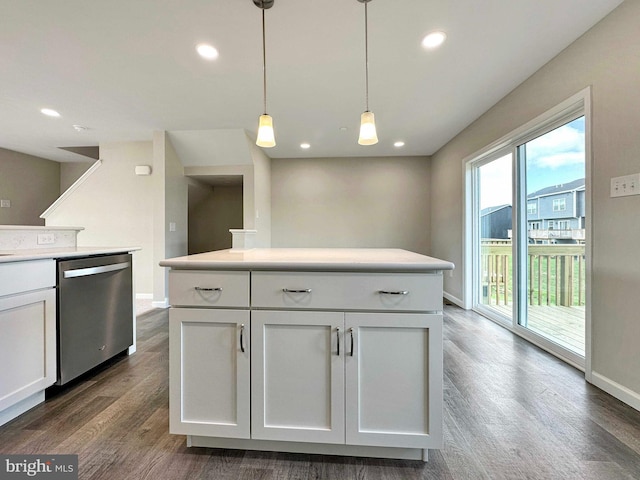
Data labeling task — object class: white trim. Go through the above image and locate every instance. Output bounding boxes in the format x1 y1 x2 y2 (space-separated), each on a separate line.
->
590 372 640 412
40 159 103 219
152 298 169 309
136 293 153 300
443 291 465 309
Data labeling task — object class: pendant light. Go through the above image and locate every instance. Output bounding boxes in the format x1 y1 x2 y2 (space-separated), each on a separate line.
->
357 0 378 145
255 0 276 147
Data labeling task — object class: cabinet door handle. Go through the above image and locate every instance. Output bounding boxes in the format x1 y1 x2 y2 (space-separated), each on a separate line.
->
282 288 312 293
195 286 223 292
240 324 246 353
349 328 354 357
336 327 340 356
378 290 409 295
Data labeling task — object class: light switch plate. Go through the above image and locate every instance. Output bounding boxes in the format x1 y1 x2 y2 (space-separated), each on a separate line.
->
0 199 10 208
611 173 640 198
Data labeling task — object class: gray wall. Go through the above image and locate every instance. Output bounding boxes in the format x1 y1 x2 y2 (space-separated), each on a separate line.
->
430 1 640 401
188 183 243 254
0 147 60 225
271 156 431 254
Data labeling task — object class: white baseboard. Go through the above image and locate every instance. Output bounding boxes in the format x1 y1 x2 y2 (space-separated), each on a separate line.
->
590 371 640 412
152 298 169 309
443 291 466 309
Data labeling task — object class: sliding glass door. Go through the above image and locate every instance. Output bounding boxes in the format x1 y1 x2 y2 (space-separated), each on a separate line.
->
518 117 586 357
469 101 587 366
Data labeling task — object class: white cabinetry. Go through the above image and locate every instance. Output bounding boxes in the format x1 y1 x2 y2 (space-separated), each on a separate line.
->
169 308 250 439
0 260 56 426
169 271 250 439
167 262 445 460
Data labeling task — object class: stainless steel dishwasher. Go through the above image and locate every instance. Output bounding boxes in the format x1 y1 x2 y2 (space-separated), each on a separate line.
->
56 253 133 385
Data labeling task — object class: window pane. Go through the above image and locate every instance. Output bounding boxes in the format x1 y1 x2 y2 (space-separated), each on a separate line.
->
477 154 512 317
522 116 585 356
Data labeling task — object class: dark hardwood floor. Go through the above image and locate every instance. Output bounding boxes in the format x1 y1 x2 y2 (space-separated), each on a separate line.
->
2 306 640 479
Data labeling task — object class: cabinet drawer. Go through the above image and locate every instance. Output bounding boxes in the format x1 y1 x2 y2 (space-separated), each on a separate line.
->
169 271 249 308
251 272 442 312
0 260 55 298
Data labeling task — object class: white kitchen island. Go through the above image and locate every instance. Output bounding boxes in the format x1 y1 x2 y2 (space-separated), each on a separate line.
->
160 248 454 461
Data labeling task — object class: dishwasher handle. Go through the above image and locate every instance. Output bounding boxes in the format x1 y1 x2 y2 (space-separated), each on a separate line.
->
63 261 130 279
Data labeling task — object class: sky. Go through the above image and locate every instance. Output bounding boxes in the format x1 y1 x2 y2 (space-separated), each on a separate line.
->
479 117 585 209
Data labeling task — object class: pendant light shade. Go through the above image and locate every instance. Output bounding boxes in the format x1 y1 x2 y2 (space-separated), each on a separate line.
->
255 2 276 148
257 114 276 147
357 0 378 146
358 111 378 145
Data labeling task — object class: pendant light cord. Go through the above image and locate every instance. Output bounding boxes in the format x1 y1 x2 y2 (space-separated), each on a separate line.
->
262 8 268 115
364 1 369 112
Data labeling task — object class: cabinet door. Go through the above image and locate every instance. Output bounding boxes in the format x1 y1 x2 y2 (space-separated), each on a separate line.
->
251 310 345 444
0 288 56 412
345 313 443 449
169 308 250 438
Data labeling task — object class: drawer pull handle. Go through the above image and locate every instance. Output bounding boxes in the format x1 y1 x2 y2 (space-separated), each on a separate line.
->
336 327 340 356
282 288 312 293
240 324 246 353
195 287 223 292
378 290 409 295
349 328 354 357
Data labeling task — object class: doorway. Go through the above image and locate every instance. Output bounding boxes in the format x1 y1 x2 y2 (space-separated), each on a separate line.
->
187 176 243 254
467 92 589 368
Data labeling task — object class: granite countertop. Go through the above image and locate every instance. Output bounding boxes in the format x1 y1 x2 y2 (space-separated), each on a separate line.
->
160 248 454 273
0 246 141 264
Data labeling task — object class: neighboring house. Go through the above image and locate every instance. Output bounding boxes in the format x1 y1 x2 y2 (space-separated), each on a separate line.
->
527 178 585 244
480 204 512 240
480 178 585 244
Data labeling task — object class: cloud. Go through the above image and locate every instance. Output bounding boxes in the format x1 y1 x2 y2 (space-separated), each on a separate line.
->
526 122 585 170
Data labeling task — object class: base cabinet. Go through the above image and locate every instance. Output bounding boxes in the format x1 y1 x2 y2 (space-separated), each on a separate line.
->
0 260 56 427
251 311 345 444
169 308 250 439
168 267 444 459
251 311 442 449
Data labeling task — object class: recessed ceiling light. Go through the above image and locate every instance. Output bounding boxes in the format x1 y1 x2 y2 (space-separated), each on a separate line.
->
196 43 219 60
41 108 61 117
394 141 405 147
421 31 446 49
300 143 311 149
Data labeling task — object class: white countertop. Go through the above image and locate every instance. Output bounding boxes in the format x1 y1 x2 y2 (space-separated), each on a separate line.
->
160 248 454 272
0 246 141 263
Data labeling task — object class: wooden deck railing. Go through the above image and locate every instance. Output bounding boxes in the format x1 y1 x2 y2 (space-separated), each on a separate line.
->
481 241 585 307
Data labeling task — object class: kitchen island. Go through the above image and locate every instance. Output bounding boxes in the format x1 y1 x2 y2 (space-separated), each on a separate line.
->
161 248 453 461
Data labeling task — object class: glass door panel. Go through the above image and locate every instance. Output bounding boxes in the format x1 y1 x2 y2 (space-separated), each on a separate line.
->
476 153 513 320
520 116 586 356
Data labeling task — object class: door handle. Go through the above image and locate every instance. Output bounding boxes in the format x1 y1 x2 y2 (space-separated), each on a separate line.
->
336 327 340 356
195 287 223 292
63 262 130 279
349 328 354 357
240 324 246 353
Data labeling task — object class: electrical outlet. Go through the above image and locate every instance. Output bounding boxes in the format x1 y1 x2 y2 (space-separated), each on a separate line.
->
37 233 55 245
0 199 10 208
611 173 640 197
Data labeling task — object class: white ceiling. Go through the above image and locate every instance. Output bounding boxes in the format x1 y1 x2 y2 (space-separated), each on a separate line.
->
0 0 624 163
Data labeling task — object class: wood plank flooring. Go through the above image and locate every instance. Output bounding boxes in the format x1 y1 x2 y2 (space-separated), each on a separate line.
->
2 306 640 479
